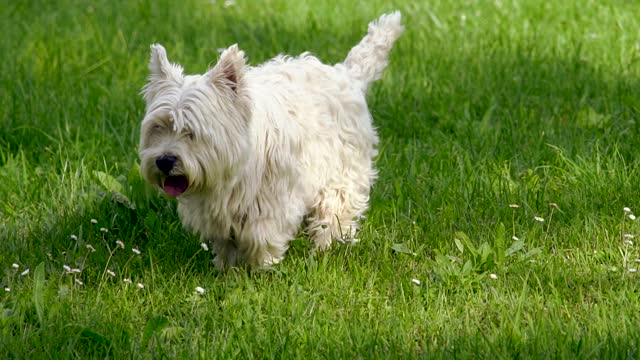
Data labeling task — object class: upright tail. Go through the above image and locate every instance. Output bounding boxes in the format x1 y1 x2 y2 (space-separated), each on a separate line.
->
343 11 404 90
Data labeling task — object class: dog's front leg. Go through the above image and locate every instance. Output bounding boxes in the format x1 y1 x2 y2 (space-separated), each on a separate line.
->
211 237 241 270
236 218 295 267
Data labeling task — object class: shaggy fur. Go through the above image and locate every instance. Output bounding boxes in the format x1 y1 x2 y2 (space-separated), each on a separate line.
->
139 11 404 268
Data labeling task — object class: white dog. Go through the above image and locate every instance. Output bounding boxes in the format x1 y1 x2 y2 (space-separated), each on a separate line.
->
139 11 404 268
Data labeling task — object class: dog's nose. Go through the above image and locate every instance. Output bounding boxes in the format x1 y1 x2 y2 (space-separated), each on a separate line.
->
156 155 177 174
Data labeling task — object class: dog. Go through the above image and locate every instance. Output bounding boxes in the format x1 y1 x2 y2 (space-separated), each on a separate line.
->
139 11 404 268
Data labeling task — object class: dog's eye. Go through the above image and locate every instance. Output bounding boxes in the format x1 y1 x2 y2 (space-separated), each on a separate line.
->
185 132 195 140
151 124 164 133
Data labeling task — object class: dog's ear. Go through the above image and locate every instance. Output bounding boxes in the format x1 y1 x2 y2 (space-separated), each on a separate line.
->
149 44 171 78
143 44 184 103
148 44 183 81
208 44 246 94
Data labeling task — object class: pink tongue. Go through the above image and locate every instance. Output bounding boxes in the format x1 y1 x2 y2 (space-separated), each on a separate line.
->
163 176 189 197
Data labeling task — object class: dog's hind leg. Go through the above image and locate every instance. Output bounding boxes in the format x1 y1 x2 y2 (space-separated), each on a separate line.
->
307 185 368 251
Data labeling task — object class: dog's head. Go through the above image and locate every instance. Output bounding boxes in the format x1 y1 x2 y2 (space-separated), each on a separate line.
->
139 44 251 197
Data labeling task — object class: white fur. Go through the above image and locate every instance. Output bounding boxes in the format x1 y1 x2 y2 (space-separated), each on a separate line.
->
139 11 404 268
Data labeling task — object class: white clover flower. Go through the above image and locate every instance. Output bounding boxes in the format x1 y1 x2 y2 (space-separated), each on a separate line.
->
116 240 125 249
91 219 98 224
106 270 116 277
548 203 559 209
223 0 235 7
20 269 30 276
195 286 205 294
512 236 520 241
123 278 132 284
70 234 78 241
630 214 637 221
100 227 108 233
624 207 632 213
201 243 209 251
489 273 498 280
635 258 640 263
132 248 141 255
75 279 83 286
11 263 19 269
629 268 637 273
71 268 82 273
63 265 71 273
624 234 635 239
86 244 96 252
534 216 545 222
137 283 145 289
411 278 421 285
509 204 520 208
4 287 9 292
624 240 634 246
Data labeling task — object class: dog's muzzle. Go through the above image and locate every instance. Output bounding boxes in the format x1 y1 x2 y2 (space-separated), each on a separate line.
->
154 154 189 197
156 155 177 175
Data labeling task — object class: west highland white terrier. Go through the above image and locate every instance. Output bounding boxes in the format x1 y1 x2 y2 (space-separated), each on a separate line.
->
139 11 404 268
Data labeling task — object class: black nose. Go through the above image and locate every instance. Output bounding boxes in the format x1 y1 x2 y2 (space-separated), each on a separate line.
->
156 155 177 174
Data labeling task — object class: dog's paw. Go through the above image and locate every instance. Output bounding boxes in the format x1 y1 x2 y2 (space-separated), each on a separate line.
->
212 255 228 270
260 255 283 266
341 237 360 244
310 227 332 252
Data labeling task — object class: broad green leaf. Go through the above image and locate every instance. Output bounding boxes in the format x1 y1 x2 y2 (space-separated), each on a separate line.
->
505 240 526 257
524 247 543 258
94 170 134 208
93 170 124 193
80 328 111 346
495 222 506 250
391 243 416 255
455 232 477 255
462 260 474 273
454 238 465 254
142 315 169 349
33 262 45 326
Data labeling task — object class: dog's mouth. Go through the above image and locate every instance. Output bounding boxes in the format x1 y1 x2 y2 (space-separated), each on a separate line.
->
162 176 189 197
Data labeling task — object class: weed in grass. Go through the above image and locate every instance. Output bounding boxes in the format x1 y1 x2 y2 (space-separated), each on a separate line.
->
620 207 639 274
432 219 541 287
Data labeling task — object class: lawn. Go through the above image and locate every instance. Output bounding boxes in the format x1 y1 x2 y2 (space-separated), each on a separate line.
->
2 0 640 358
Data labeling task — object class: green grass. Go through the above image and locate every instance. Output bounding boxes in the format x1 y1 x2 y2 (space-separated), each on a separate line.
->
2 0 640 357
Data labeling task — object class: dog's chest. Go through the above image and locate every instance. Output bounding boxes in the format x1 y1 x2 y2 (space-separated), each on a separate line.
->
177 195 245 240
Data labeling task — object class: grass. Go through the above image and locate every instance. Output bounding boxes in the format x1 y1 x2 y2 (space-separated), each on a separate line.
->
1 0 640 357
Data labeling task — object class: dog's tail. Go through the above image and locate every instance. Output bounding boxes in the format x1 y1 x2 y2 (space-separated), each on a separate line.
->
343 11 404 91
